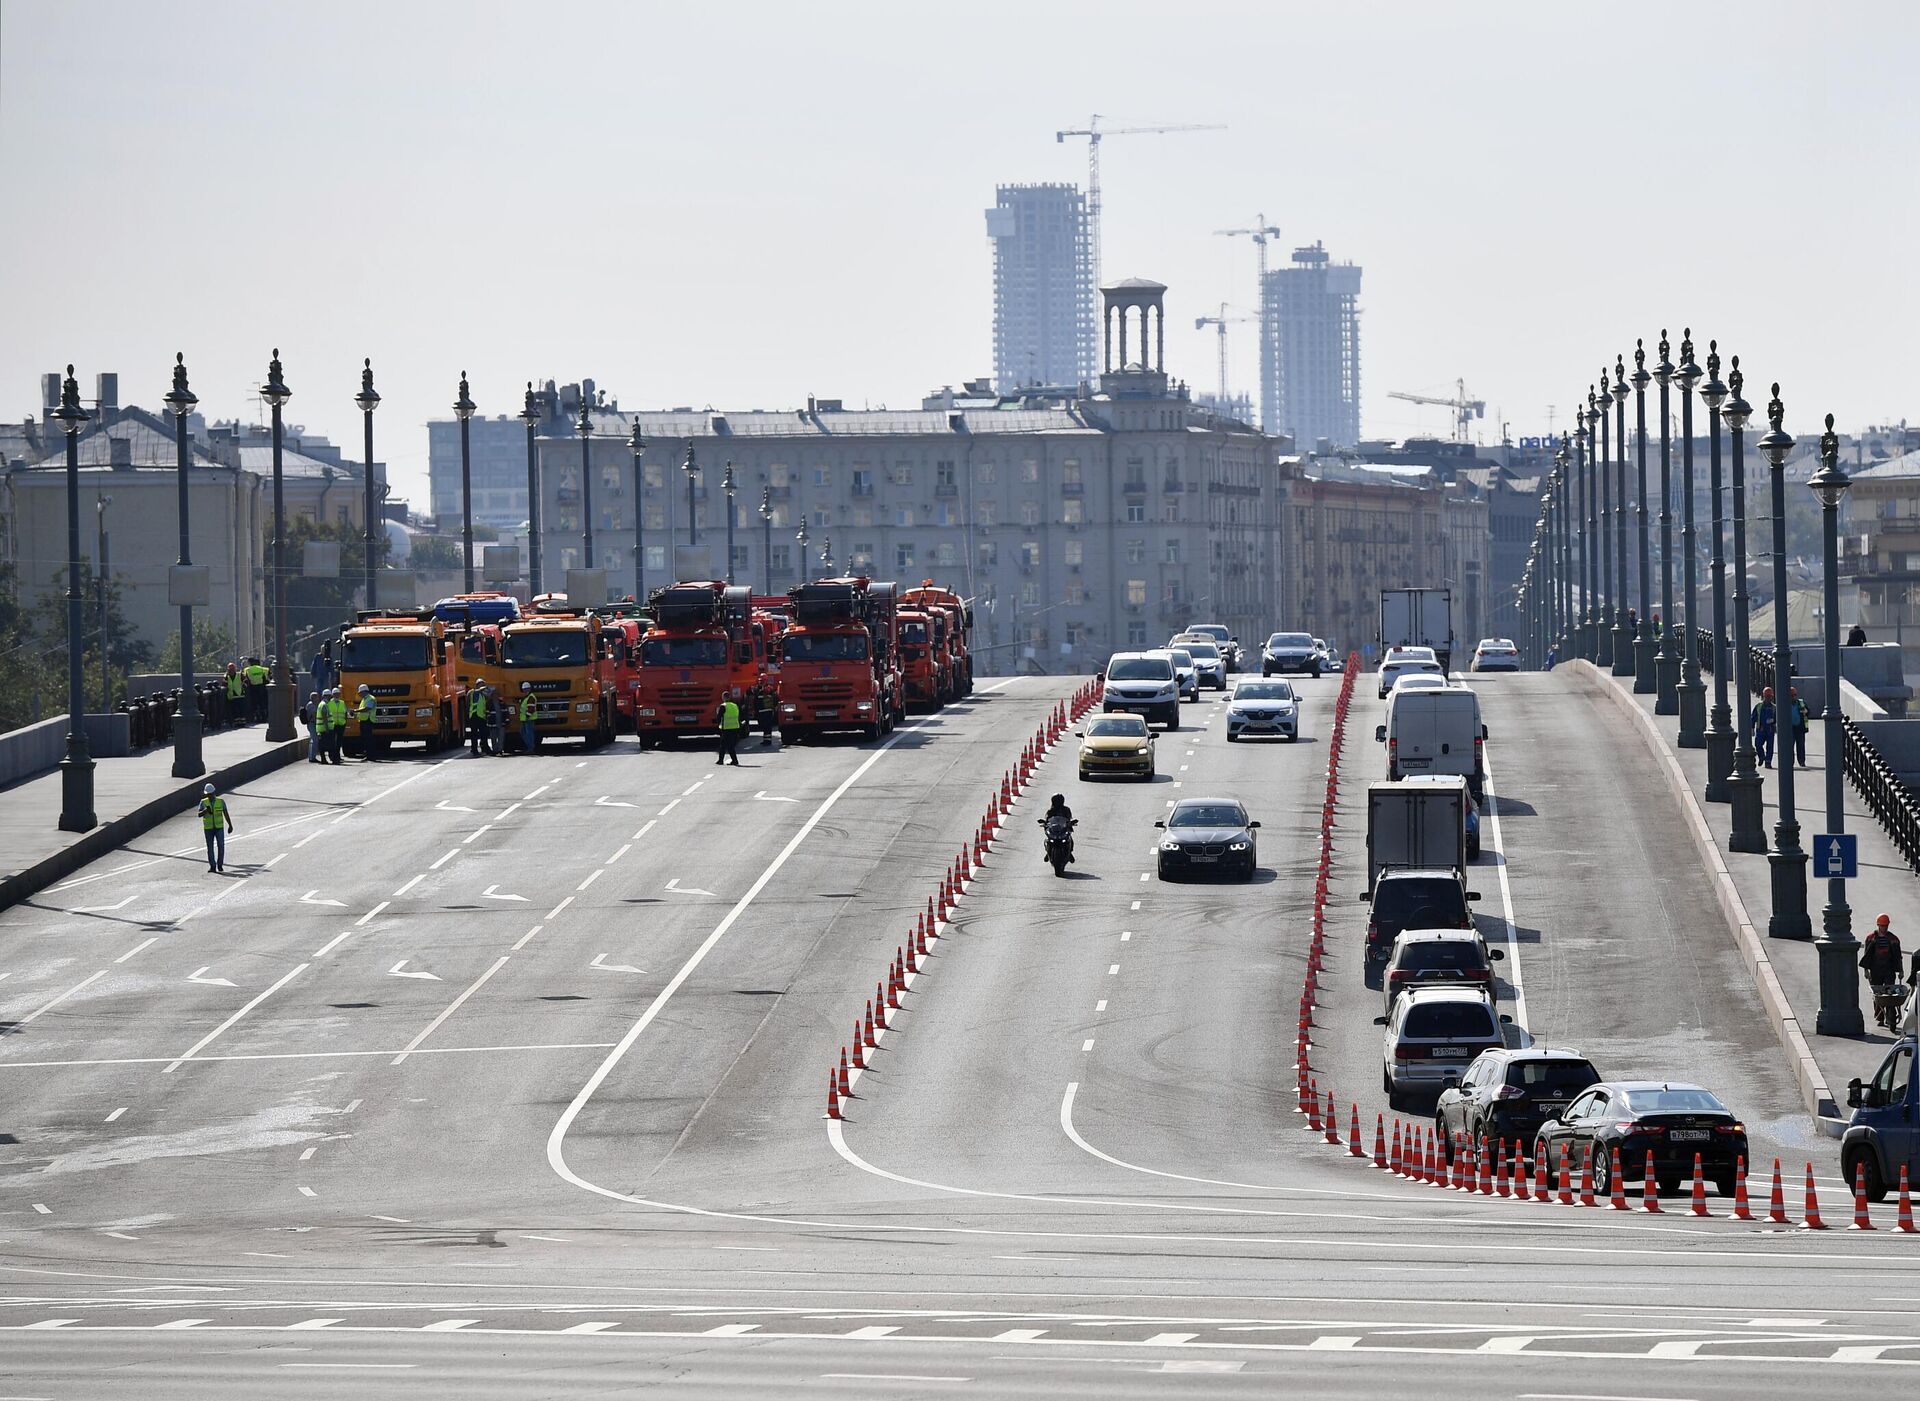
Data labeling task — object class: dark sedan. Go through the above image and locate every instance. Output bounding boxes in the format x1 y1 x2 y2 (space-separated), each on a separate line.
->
1534 1081 1748 1198
1435 1047 1601 1167
1155 798 1259 881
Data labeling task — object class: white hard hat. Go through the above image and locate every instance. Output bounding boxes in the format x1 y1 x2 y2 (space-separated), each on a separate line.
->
357 683 370 693
202 783 215 794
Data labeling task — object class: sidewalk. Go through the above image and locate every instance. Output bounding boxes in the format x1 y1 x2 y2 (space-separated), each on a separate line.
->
0 724 306 909
1572 658 1907 1130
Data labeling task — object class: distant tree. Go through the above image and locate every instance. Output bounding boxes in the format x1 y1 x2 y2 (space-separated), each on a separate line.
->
408 534 465 571
154 617 238 677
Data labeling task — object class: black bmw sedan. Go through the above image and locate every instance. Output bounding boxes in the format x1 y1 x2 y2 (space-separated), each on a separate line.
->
1533 1081 1748 1198
1154 798 1260 882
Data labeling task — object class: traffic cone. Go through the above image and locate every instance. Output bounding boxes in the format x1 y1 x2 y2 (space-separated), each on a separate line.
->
1730 1157 1753 1221
1390 1120 1403 1176
1305 1080 1321 1132
1608 1147 1629 1211
1295 1058 1310 1105
1372 1113 1387 1170
1897 1167 1916 1233
1852 1162 1875 1230
1478 1138 1492 1195
878 977 894 1019
904 939 918 976
1767 1158 1788 1224
850 1027 866 1072
1422 1129 1436 1184
937 872 952 920
1688 1154 1710 1217
826 1071 842 1120
1449 1137 1464 1190
1323 1089 1339 1145
1578 1145 1595 1207
926 897 939 937
837 1049 852 1099
1348 1103 1364 1158
1513 1142 1530 1201
1556 1144 1573 1205
864 999 878 1048
1642 1151 1662 1213
1532 1147 1549 1202
1494 1139 1509 1197
915 916 929 959
1803 1163 1826 1229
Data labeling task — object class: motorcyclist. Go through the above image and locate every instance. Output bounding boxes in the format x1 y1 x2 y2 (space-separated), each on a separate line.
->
1041 792 1076 865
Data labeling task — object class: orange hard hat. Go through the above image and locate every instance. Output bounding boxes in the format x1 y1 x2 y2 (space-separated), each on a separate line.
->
1877 913 1891 928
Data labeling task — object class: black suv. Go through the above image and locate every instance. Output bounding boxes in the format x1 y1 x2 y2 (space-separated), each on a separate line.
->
1363 867 1479 979
1434 1047 1602 1164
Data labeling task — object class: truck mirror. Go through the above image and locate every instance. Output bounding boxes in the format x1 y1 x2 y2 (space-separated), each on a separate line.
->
1371 1015 1388 1026
1497 1013 1513 1024
1153 820 1166 829
1466 892 1481 901
1488 948 1505 960
1247 820 1260 829
1374 724 1386 742
1847 1078 1864 1108
1357 892 1370 903
1481 724 1489 740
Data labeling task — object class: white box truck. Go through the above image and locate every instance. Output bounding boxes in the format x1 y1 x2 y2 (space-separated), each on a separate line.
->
1376 685 1486 795
1379 588 1455 672
1365 777 1468 892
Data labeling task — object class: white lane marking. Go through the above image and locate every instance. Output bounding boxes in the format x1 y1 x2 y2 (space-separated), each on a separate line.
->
104 1107 127 1122
391 956 509 1064
387 961 440 981
978 678 1016 692
549 717 919 1201
1095 1000 1107 1012
15 970 106 1026
682 780 705 796
25 1317 78 1327
299 891 346 907
665 878 716 897
369 1215 410 1223
1082 1039 1095 1052
822 1379 971 1385
429 849 461 871
114 938 157 964
576 869 602 892
1145 1331 1199 1345
607 844 632 864
392 873 426 898
523 784 552 801
31 1204 51 1214
590 954 645 974
494 802 522 820
422 1319 480 1331
354 901 390 927
1120 931 1132 942
163 964 308 1072
1515 1396 1703 1401
631 819 657 842
1138 872 1149 882
0 1041 617 1071
462 824 493 844
186 967 237 987
843 1326 901 1339
575 760 588 768
753 791 799 802
520 1234 570 1243
154 1320 208 1330
481 885 527 902
435 800 477 813
73 894 137 914
285 1318 345 1329
312 930 353 958
511 925 544 952
1130 901 1141 911
703 1323 760 1336
334 758 459 824
1478 750 1529 1032
593 795 636 808
560 1321 620 1333
658 798 681 816
299 1147 317 1161
280 1363 413 1369
294 831 323 848
263 852 288 868
296 1186 316 1198
545 895 574 920
1107 964 1120 975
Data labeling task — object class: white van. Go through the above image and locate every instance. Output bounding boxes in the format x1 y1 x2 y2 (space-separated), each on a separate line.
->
1101 651 1181 730
1375 685 1486 794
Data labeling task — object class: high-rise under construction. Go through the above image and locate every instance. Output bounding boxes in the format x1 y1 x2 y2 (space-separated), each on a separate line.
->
1263 241 1362 449
985 184 1096 393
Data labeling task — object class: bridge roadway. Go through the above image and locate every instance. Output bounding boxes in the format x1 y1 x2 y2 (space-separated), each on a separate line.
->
2 671 1917 1397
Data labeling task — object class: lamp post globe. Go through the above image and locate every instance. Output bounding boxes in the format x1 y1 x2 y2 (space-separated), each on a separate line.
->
355 359 381 608
1807 414 1862 1032
519 383 543 596
454 372 477 593
52 366 96 831
1674 331 1707 746
260 350 297 742
164 353 205 779
1722 358 1767 853
1760 383 1810 939
1699 343 1734 799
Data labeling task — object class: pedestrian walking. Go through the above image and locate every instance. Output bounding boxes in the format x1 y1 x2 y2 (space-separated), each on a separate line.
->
1750 686 1777 769
301 691 321 762
519 691 539 754
224 661 245 725
715 689 744 766
1544 644 1557 670
1847 622 1868 648
466 685 490 755
353 684 377 761
486 686 507 756
325 687 347 763
243 655 270 723
1787 686 1811 768
198 782 233 873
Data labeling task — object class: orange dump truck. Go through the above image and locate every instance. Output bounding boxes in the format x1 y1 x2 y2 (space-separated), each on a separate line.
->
902 582 974 699
776 576 902 741
339 608 466 754
497 602 619 748
632 582 773 748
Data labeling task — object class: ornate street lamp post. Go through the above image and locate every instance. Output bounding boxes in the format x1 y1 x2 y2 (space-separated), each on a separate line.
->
1808 415 1862 1033
1723 359 1767 852
1761 384 1810 939
1675 332 1706 745
355 360 380 607
682 445 700 548
1632 341 1657 690
1595 385 1614 668
1653 331 1680 714
520 383 543 596
576 397 595 570
723 461 738 585
1700 344 1734 799
1555 440 1572 657
1611 359 1632 675
164 354 204 779
628 420 646 603
52 367 95 831
260 351 296 742
1577 408 1595 659
796 518 810 587
759 484 773 596
454 372 477 593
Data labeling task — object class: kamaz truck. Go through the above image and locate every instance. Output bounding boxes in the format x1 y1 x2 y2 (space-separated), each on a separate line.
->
339 608 465 755
631 582 773 748
776 576 902 741
497 601 618 748
902 581 974 698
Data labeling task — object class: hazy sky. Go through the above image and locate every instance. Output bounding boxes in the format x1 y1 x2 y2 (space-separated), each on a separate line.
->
3 1 1913 505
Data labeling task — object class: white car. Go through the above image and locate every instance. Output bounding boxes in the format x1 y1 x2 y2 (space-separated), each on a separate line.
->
1165 649 1201 702
1314 639 1344 672
1471 638 1521 672
1378 654 1446 699
1389 672 1450 697
1225 678 1299 741
1180 640 1228 690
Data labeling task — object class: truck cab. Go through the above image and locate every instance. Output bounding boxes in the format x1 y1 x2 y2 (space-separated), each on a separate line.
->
632 582 769 747
498 603 618 748
339 609 464 754
1844 1032 1918 1201
902 582 973 697
777 576 901 741
898 606 946 708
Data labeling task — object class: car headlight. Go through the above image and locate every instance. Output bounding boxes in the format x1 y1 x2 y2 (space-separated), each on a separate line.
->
855 701 873 711
1228 840 1251 852
781 703 798 713
1160 839 1180 852
639 707 656 717
1133 743 1150 754
575 702 595 712
414 707 433 717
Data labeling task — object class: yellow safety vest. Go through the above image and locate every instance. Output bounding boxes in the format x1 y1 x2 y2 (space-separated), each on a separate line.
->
355 696 375 725
328 697 347 729
719 700 742 730
469 691 489 719
520 696 536 721
243 664 269 686
226 673 244 699
199 796 228 831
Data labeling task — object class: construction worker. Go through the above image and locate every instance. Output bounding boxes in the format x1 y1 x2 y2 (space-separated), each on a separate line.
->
518 689 539 753
486 685 507 756
1750 686 1777 769
243 655 270 723
1786 686 1811 768
353 684 377 760
301 690 321 763
325 687 347 764
715 689 744 766
467 684 490 755
224 662 245 725
198 783 233 873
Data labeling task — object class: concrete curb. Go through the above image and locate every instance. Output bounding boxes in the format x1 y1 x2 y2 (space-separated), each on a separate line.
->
0 738 308 913
1569 660 1846 1137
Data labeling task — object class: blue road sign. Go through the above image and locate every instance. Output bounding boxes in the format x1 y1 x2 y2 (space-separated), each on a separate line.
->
1813 833 1858 879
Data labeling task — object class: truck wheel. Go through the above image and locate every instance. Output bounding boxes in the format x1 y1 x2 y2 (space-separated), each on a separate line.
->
1846 1147 1889 1203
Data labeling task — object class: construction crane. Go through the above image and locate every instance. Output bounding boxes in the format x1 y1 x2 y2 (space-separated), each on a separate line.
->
1193 303 1257 408
1214 215 1281 427
1388 379 1487 444
1215 214 1282 284
1056 114 1226 291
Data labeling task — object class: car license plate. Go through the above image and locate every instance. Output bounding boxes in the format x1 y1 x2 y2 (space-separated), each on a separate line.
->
1189 854 1217 863
673 713 697 723
817 710 840 719
1432 1047 1469 1058
1670 1129 1711 1142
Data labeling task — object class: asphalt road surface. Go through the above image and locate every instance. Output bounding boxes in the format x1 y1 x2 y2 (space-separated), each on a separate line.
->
4 671 1918 1399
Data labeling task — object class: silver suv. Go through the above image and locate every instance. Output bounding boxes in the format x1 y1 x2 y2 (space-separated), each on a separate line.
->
1101 652 1181 730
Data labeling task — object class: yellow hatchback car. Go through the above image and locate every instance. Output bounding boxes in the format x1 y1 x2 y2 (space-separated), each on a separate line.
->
1077 712 1156 781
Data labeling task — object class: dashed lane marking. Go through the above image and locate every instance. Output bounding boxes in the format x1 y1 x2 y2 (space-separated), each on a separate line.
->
608 844 632 864
312 930 353 958
15 971 106 1026
1082 1039 1095 1052
113 938 156 965
1095 1000 1107 1012
462 824 493 844
511 925 544 952
658 798 681 816
545 896 574 921
354 901 390 926
523 785 552 801
296 1186 316 1198
104 1107 126 1123
429 848 461 871
391 956 510 1064
576 869 603 892
1107 965 1120 975
392 873 426 898
494 802 522 821
164 964 309 1072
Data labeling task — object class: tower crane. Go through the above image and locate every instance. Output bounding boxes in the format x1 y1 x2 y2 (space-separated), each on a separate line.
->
1056 115 1226 292
1387 379 1487 444
1193 303 1257 408
1214 215 1281 427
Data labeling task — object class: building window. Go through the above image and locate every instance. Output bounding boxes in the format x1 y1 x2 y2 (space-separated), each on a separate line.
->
768 464 789 487
1062 460 1082 488
601 464 621 492
976 501 996 528
1020 501 1040 527
811 508 831 529
1126 538 1146 563
1125 503 1146 524
1162 500 1179 523
852 468 873 496
812 466 832 488
1065 622 1086 648
1020 541 1040 570
644 462 665 490
934 542 957 567
936 460 957 490
769 545 791 573
1127 621 1148 646
645 545 668 572
731 545 750 573
1064 539 1083 567
893 463 913 485
896 542 916 570
1126 579 1147 607
977 460 997 485
1065 580 1086 605
770 504 790 528
1021 582 1039 606
1164 539 1181 564
978 541 998 567
1021 459 1039 483
896 506 915 527
851 506 873 528
850 544 874 571
936 502 957 527
1063 499 1084 525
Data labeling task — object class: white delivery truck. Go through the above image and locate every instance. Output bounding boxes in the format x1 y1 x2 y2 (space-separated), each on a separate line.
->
1379 588 1455 672
1365 776 1469 892
1376 685 1486 795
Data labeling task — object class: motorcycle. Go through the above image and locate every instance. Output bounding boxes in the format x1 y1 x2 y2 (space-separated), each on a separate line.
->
1872 981 1911 1034
1039 814 1078 877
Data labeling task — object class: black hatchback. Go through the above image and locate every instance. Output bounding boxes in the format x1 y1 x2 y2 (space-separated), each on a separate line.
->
1435 1047 1601 1163
1534 1081 1748 1198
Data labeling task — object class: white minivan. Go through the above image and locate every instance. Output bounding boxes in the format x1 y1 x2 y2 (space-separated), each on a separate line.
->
1101 651 1182 730
1376 685 1486 795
